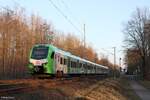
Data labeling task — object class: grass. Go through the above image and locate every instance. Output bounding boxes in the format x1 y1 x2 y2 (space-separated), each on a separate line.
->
138 80 150 90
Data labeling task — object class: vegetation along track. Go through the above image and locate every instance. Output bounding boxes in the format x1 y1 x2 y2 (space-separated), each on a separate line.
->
0 82 36 96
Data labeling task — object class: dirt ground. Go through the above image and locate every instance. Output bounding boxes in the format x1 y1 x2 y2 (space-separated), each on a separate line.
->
0 77 132 100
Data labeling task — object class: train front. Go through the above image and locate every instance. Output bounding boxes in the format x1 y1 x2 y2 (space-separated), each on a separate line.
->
28 45 54 75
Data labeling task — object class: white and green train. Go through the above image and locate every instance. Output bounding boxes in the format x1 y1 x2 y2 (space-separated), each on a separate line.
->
28 44 109 77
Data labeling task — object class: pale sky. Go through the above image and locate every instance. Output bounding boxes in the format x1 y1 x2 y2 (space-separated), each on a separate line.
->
1 0 150 66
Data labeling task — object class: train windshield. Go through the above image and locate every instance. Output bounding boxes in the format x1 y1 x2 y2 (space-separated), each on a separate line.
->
31 46 49 59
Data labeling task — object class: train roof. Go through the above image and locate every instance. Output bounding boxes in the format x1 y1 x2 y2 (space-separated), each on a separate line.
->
55 48 71 56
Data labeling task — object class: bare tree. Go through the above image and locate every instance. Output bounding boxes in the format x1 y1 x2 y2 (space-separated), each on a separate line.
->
0 7 54 79
123 7 150 79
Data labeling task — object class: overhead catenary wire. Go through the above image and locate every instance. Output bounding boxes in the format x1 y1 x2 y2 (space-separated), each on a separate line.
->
55 0 86 49
59 0 81 26
54 0 86 58
0 6 14 14
48 0 83 34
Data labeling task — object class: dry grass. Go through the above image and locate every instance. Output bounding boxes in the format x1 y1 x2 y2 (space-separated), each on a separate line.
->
61 77 140 100
73 78 127 100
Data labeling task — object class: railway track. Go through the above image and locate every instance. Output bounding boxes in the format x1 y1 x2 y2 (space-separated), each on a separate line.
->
0 83 34 96
0 75 106 97
0 77 76 95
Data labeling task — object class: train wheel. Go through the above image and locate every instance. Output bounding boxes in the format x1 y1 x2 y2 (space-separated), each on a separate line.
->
56 71 59 78
56 71 64 78
61 71 64 78
56 71 60 78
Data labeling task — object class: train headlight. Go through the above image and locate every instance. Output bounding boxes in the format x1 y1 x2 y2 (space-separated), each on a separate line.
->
42 62 48 66
41 59 48 66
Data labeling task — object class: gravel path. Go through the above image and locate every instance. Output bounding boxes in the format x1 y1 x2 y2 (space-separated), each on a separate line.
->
129 80 150 100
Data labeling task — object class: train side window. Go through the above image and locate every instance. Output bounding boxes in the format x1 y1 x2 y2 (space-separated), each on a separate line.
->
66 59 67 65
74 62 76 68
60 57 63 64
71 61 72 67
63 58 64 65
72 61 74 67
79 63 81 68
73 62 75 67
71 61 73 67
71 61 75 67
64 59 65 65
57 55 59 62
51 51 54 59
64 59 67 65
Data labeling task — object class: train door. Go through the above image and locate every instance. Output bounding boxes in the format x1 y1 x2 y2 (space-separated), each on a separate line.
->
62 57 68 74
55 53 67 77
55 53 62 72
